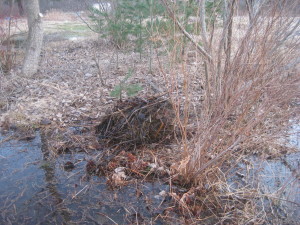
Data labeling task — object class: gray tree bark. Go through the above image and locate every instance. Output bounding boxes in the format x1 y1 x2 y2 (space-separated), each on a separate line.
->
199 0 208 49
245 0 265 24
22 0 43 76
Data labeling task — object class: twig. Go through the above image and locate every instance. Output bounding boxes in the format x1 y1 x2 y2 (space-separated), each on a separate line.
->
199 0 208 49
97 212 118 225
144 76 163 93
72 184 89 199
93 57 109 87
161 0 212 63
40 82 80 97
192 137 242 179
76 12 99 34
0 135 14 144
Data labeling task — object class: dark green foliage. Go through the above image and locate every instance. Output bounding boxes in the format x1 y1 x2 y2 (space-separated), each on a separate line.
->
205 0 223 26
89 0 225 50
89 0 224 94
89 0 203 51
110 70 143 100
89 2 133 48
90 0 158 50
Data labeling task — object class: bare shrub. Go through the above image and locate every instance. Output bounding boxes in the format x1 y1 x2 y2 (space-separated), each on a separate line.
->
0 17 17 73
163 0 299 183
158 0 300 222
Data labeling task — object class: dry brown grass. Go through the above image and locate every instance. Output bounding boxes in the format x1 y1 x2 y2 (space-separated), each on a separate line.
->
43 9 77 21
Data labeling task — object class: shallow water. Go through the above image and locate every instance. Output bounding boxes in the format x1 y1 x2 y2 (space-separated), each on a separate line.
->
1 128 299 224
289 123 300 148
228 152 300 224
0 131 173 224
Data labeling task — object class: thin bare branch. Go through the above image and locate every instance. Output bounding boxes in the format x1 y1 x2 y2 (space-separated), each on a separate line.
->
199 0 208 50
161 0 213 63
76 11 100 34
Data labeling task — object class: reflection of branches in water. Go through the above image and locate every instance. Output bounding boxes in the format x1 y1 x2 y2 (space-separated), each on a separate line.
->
40 131 71 223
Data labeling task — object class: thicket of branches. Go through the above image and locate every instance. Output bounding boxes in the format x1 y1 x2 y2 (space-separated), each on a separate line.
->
88 1 299 186
161 0 300 184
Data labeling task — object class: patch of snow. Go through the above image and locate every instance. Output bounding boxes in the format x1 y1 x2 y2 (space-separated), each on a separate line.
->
69 37 78 41
92 2 112 12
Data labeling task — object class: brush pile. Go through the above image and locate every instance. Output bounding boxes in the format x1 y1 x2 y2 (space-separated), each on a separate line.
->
96 95 175 149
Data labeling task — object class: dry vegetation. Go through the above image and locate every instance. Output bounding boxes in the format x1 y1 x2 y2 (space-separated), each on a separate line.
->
169 1 300 182
160 0 300 223
0 0 299 224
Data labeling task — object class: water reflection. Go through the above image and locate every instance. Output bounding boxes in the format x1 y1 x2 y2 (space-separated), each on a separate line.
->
40 131 72 223
2 126 298 224
0 130 172 224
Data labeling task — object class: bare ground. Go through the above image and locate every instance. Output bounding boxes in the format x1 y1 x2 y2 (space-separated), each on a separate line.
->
0 11 174 127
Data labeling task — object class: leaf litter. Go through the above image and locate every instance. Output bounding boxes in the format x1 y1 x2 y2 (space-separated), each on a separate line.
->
0 11 299 224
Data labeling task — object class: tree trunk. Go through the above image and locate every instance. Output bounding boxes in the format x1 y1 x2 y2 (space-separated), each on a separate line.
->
22 0 43 76
199 0 208 49
246 0 265 24
17 0 24 16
